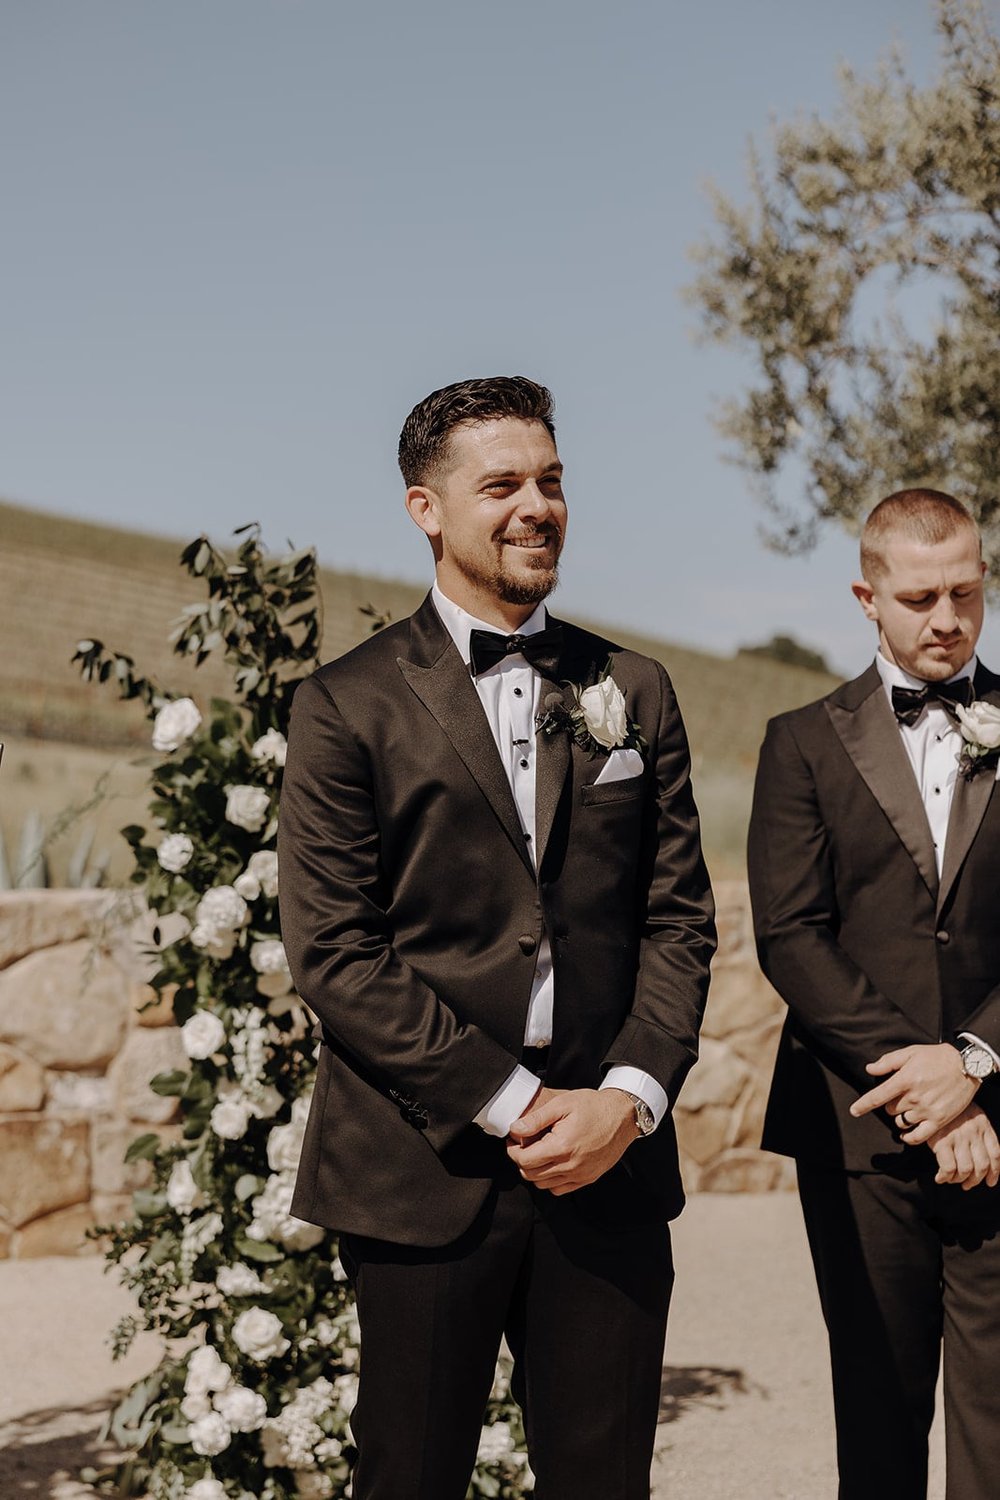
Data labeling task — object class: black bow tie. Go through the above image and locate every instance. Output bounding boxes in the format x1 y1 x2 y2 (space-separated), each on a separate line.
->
890 677 975 728
468 624 563 679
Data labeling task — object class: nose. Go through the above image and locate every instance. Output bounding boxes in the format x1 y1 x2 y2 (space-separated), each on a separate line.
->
516 482 552 522
930 594 960 634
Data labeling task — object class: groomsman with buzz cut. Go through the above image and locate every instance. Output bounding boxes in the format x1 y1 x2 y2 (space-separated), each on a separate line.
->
750 488 1000 1500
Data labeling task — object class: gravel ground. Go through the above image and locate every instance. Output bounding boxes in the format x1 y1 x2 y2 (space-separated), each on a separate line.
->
0 1193 946 1498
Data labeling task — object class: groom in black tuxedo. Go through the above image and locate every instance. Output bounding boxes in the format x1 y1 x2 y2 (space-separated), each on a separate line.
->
749 489 1000 1499
278 376 715 1499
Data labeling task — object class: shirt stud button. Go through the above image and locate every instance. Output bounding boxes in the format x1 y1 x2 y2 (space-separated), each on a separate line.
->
513 686 523 697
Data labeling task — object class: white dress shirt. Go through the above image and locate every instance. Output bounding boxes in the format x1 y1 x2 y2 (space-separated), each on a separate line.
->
431 584 668 1136
875 651 998 1066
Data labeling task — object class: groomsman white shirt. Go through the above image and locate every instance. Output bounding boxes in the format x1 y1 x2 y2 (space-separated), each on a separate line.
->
876 650 999 1067
432 584 668 1137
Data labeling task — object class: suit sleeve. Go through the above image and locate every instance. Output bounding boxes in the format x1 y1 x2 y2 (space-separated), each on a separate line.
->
277 673 522 1152
601 661 717 1104
747 714 938 1089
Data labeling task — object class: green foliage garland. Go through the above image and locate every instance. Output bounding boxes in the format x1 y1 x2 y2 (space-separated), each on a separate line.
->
76 527 533 1499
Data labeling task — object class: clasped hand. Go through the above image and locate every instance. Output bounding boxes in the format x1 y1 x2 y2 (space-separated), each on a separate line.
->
850 1042 999 1187
506 1086 638 1196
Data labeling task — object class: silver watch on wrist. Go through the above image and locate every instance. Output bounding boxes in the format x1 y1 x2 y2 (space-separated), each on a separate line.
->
958 1042 998 1081
624 1092 656 1136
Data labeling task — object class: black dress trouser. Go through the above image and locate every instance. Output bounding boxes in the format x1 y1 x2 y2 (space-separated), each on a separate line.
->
797 1162 1000 1500
341 1161 674 1500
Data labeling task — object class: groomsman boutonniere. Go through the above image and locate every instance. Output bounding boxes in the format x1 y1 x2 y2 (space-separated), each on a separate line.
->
535 657 646 757
955 701 1000 780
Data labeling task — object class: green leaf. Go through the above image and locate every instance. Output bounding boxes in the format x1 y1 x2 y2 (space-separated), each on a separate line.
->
124 1133 161 1163
234 1231 284 1263
149 1070 188 1097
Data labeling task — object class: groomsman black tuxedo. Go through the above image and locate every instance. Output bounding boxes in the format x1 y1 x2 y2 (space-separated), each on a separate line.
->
749 658 1000 1500
278 592 715 1498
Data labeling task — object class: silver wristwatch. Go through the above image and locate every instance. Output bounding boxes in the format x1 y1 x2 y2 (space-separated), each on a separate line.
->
959 1042 998 1081
624 1092 656 1137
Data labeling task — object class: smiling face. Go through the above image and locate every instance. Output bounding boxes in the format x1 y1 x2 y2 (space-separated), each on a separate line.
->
852 526 986 681
405 416 567 627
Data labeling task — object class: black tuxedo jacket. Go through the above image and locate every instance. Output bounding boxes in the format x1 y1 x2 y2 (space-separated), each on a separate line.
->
278 594 715 1244
749 661 1000 1173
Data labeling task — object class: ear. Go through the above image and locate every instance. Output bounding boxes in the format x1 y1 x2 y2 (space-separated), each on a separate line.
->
851 578 878 622
405 485 442 541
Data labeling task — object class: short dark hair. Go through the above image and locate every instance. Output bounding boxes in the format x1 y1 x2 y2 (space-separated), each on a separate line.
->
398 376 555 487
860 488 980 581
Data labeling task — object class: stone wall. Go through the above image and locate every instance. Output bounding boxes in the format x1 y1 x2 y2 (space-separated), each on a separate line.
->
0 881 792 1258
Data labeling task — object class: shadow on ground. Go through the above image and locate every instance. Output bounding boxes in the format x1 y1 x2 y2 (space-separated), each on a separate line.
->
658 1364 757 1423
0 1399 123 1498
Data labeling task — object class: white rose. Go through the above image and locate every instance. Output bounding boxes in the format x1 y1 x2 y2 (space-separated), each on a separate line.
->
189 1411 232 1456
211 1092 252 1141
194 885 249 934
185 1342 232 1395
214 1383 268 1432
233 851 279 902
957 701 1000 750
166 1159 204 1216
266 1115 307 1173
251 729 288 767
152 697 202 752
181 1011 226 1060
216 1262 266 1297
157 832 194 874
225 785 271 833
187 1480 228 1500
578 675 628 749
249 1084 284 1120
231 1307 290 1362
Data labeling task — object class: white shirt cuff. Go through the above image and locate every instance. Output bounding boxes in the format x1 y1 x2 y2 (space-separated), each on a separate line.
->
600 1065 668 1130
958 1032 1000 1072
473 1065 541 1138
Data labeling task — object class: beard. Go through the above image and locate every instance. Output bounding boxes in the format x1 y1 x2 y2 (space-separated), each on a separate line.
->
452 526 562 607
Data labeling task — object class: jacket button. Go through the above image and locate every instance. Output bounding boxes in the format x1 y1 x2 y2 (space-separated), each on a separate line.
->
935 930 950 945
518 934 537 955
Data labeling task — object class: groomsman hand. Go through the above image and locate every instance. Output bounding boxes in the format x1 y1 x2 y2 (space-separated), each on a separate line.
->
849 1043 979 1140
506 1088 638 1195
927 1104 1000 1190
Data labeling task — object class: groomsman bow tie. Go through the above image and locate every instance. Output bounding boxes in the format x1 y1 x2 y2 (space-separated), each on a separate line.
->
890 677 975 728
468 624 563 679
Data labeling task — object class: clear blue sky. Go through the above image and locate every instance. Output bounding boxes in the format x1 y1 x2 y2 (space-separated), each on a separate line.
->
3 0 997 675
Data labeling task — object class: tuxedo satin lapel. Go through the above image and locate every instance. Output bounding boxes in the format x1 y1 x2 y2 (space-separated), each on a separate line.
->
534 697 570 869
937 673 1000 915
397 651 534 877
826 679 939 900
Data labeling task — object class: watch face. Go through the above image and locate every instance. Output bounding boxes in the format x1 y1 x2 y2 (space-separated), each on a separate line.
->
964 1046 996 1079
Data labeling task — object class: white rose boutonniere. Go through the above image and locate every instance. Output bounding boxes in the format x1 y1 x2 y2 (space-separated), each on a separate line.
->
535 656 645 758
955 700 1000 779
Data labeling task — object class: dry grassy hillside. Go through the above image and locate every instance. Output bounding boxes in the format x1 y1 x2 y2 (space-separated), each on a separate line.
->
0 499 840 879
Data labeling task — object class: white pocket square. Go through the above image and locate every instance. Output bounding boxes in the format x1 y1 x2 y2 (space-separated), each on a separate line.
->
594 747 644 785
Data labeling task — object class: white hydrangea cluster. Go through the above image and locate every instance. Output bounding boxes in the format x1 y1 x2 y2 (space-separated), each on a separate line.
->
182 1341 268 1458
152 697 202 753
190 885 250 961
245 1168 325 1252
234 849 279 901
216 1262 266 1298
260 1378 339 1471
225 784 271 833
205 1010 282 1141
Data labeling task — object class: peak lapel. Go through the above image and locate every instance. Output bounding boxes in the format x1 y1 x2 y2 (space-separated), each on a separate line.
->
396 597 534 876
937 670 1000 915
826 669 939 901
